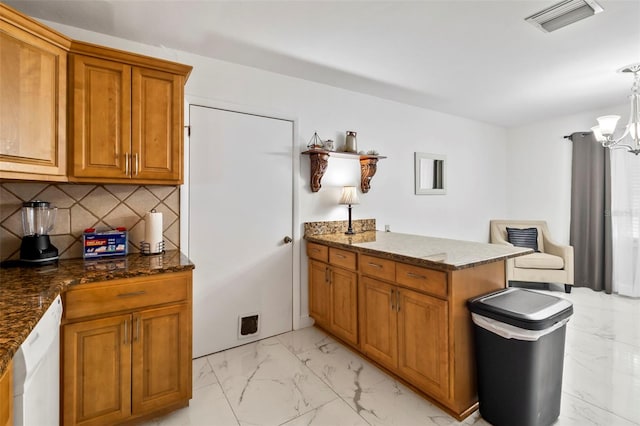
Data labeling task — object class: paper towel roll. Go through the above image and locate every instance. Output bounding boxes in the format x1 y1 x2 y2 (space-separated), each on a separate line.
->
145 210 163 253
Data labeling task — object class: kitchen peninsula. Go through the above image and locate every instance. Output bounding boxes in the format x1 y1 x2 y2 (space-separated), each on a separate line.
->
304 225 530 420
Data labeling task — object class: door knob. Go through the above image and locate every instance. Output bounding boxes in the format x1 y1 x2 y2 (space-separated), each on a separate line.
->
283 236 293 244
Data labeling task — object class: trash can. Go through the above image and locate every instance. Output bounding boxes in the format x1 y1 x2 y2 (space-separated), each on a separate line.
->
467 288 573 426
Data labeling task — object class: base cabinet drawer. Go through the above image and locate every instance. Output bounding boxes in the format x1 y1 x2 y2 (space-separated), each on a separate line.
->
360 254 395 282
396 263 447 298
64 272 190 320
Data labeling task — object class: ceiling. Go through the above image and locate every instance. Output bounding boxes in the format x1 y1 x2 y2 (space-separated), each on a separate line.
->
6 0 640 128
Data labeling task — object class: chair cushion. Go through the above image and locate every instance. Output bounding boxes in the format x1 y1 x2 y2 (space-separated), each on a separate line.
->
514 252 564 270
507 227 539 251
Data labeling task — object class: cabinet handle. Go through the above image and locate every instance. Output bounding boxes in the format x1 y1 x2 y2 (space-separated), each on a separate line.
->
407 272 426 280
134 153 139 176
368 262 382 268
325 267 330 284
396 290 401 312
125 153 130 175
390 289 395 311
117 290 146 298
335 253 346 259
134 316 140 342
123 319 129 344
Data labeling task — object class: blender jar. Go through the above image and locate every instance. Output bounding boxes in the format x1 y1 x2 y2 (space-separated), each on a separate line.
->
22 201 57 236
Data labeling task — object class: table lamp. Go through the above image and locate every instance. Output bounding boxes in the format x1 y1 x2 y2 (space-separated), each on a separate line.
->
339 186 360 235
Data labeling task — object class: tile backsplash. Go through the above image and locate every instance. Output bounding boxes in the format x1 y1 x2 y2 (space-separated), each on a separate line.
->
0 183 180 261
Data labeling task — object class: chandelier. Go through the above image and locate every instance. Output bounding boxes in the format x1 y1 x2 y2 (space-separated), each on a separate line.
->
591 63 640 155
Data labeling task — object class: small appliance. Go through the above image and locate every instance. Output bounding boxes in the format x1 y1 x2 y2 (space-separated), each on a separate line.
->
20 200 59 264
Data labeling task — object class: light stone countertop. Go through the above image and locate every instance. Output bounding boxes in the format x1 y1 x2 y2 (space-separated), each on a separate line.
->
305 230 532 271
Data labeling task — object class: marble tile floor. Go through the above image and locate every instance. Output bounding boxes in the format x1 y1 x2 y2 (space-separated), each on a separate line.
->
142 287 640 426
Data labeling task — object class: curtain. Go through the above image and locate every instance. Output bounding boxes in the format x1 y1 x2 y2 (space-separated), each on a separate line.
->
569 132 613 293
610 148 640 297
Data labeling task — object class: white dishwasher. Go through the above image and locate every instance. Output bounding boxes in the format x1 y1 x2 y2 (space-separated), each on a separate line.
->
13 295 63 426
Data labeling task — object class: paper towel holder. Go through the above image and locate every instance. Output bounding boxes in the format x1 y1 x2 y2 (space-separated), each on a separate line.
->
140 240 165 256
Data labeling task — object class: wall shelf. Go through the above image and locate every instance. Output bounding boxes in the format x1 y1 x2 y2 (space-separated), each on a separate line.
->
302 149 387 193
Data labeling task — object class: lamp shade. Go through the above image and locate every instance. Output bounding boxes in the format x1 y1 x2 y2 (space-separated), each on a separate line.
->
339 186 360 205
596 115 621 136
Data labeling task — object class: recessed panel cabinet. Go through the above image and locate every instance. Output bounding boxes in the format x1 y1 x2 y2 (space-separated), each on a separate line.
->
0 4 70 181
307 241 506 420
0 359 11 426
68 42 191 184
307 244 358 346
62 271 193 426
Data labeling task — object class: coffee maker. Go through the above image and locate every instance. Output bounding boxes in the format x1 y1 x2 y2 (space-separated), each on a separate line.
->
20 200 59 264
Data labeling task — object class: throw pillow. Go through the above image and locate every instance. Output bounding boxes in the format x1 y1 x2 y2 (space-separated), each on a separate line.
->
506 227 539 251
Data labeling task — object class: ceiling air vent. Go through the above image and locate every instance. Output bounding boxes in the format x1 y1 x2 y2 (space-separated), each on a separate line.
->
526 0 603 33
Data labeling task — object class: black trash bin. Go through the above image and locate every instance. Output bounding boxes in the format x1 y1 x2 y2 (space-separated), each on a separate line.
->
467 288 573 426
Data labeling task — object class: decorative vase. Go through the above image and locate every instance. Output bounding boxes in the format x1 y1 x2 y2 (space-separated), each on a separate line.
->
345 131 357 153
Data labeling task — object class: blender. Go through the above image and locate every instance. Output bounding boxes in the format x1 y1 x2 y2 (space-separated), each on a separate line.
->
20 200 59 264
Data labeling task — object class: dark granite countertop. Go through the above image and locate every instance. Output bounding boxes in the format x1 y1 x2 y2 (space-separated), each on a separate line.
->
305 231 532 271
0 250 194 377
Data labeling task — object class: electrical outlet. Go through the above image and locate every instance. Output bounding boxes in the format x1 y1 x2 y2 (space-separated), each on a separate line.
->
385 224 391 232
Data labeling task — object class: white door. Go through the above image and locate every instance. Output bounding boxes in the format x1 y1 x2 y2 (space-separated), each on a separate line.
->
188 105 294 357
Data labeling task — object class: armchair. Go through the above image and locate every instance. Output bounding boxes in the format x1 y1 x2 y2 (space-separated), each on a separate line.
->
490 220 574 293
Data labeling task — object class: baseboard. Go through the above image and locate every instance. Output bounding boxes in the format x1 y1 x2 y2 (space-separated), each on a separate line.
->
295 315 314 330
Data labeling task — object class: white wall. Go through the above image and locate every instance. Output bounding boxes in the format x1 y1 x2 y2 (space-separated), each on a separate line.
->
506 104 627 244
45 21 510 324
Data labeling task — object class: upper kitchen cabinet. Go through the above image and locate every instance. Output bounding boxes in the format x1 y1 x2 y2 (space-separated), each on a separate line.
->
68 41 192 185
0 4 70 181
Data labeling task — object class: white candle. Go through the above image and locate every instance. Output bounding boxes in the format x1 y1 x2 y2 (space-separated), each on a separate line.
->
145 210 163 253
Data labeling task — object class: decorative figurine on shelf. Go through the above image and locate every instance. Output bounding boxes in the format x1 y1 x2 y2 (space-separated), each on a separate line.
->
307 132 324 149
323 139 335 151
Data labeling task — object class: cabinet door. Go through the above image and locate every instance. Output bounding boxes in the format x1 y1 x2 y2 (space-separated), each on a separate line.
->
70 54 131 179
0 20 66 179
62 314 132 426
0 360 11 426
131 67 183 182
397 289 449 399
330 266 358 345
309 259 331 328
132 304 192 415
359 276 398 370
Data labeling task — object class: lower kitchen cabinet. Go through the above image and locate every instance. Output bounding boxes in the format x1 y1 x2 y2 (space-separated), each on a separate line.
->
63 314 132 426
396 288 449 399
61 271 192 426
360 276 449 399
307 240 507 420
0 359 12 426
359 276 398 370
308 259 331 328
307 244 358 347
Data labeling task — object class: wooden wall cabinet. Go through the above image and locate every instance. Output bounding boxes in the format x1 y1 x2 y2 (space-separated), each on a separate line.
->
61 271 193 426
0 4 70 181
68 41 192 185
307 243 358 346
307 242 506 420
